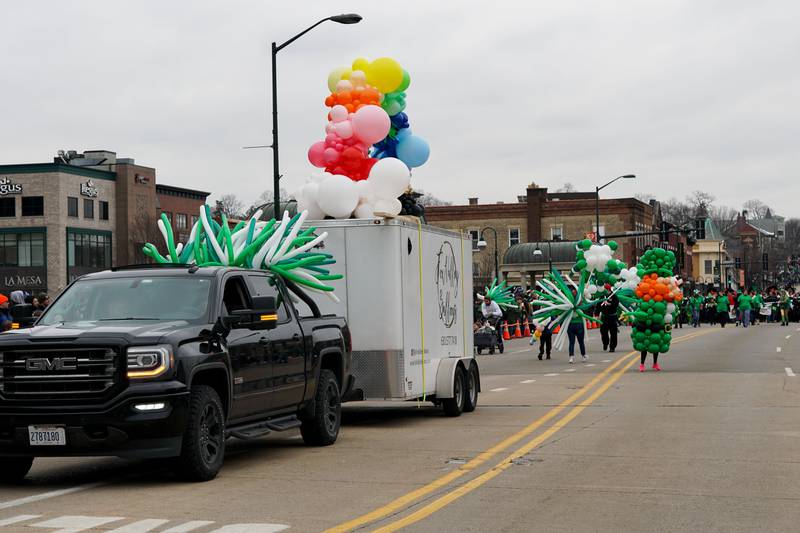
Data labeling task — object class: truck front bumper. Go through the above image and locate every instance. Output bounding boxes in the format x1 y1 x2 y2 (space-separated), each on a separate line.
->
0 391 190 459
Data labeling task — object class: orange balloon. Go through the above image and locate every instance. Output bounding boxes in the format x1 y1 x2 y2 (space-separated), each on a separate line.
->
654 294 663 302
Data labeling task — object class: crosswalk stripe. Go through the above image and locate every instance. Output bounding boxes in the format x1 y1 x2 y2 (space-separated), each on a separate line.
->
210 524 290 533
107 519 170 532
161 521 216 533
30 515 125 532
0 515 41 526
490 387 508 392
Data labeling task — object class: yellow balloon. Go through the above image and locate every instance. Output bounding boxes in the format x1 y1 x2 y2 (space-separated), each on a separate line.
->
340 69 352 80
327 66 350 93
367 57 403 94
352 57 370 72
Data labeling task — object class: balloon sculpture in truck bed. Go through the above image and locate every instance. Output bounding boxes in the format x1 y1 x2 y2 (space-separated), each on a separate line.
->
142 206 342 301
296 57 430 219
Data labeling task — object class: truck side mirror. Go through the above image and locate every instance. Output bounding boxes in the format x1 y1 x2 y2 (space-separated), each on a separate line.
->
225 296 278 330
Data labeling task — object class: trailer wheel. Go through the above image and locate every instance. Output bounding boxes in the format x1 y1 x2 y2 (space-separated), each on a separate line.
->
442 366 466 417
463 364 479 413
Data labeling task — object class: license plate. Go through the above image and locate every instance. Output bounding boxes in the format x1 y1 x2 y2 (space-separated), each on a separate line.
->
28 425 66 446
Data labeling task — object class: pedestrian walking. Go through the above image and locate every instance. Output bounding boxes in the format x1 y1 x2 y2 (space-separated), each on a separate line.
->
481 295 504 353
752 291 764 325
716 291 729 327
690 290 703 327
779 287 791 326
537 319 553 360
737 289 753 328
598 285 619 352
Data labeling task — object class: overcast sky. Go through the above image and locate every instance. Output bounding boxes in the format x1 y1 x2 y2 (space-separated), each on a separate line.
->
1 0 798 216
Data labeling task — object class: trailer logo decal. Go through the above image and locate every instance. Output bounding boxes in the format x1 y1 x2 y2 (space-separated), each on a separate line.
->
436 241 460 328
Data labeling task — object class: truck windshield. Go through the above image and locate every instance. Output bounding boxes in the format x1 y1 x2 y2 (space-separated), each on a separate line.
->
39 276 213 325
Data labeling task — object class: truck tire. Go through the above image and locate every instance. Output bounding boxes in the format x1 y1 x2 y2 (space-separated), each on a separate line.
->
442 366 466 417
463 363 479 413
0 457 33 483
301 369 341 446
177 385 226 481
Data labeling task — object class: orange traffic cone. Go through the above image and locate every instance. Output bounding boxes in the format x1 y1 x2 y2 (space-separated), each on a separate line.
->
513 322 522 338
523 321 531 337
502 321 511 341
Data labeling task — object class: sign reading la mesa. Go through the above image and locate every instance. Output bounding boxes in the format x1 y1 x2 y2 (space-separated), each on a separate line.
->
80 180 98 197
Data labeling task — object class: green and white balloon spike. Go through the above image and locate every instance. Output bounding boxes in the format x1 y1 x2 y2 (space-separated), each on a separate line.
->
480 278 515 310
142 206 342 301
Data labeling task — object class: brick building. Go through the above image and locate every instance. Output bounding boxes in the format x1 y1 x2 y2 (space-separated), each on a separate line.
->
0 150 209 296
425 184 654 288
156 184 210 245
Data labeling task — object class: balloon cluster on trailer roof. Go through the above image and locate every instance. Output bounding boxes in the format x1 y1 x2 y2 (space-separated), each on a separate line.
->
298 56 430 220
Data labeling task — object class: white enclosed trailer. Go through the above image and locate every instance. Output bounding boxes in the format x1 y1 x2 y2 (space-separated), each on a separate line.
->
302 218 479 415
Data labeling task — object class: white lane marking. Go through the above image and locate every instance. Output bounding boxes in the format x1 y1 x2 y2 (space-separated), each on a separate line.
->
489 387 509 392
107 519 170 532
796 327 800 332
786 335 792 339
585 363 596 367
564 368 576 373
786 368 796 377
544 373 559 377
211 525 290 533
0 515 41 526
159 522 216 533
30 515 124 532
601 359 611 363
0 481 107 511
520 379 536 384
777 347 782 353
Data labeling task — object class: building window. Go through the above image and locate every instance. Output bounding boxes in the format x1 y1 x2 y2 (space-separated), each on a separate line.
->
99 201 109 221
0 197 15 218
550 226 563 241
704 260 712 275
176 213 188 230
468 229 479 251
21 196 44 217
67 197 78 217
67 231 111 269
508 227 520 247
191 215 199 228
83 198 94 219
0 232 45 267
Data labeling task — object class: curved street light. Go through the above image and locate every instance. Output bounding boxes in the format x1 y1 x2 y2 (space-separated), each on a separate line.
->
595 174 636 242
477 226 499 281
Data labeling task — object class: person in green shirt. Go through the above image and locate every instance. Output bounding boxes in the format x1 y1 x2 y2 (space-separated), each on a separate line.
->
779 288 791 326
689 290 703 328
737 290 753 328
751 290 764 325
716 291 730 327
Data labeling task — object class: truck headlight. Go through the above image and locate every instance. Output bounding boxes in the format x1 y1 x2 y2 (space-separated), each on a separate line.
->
127 345 172 379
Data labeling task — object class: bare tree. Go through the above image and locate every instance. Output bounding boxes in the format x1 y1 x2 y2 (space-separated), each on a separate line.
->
660 197 695 226
417 192 452 207
742 199 771 219
686 190 715 215
215 194 245 219
709 205 739 235
246 188 290 216
555 182 576 193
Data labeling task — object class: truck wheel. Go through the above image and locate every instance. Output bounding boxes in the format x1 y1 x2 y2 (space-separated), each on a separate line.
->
177 385 226 482
301 369 341 446
463 364 479 413
0 457 34 483
442 366 466 417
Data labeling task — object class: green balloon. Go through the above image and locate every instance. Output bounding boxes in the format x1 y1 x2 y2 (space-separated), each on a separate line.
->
575 259 587 270
654 302 666 314
608 240 618 250
649 343 660 353
580 239 593 250
397 70 411 92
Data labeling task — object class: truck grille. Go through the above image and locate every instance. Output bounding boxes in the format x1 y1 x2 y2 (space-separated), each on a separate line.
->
0 348 120 399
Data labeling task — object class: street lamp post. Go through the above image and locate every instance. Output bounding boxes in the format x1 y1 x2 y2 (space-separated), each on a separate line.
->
270 14 362 214
595 174 636 242
477 227 499 281
532 241 553 272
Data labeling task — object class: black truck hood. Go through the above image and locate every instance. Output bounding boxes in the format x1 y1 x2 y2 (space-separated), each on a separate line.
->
0 320 206 346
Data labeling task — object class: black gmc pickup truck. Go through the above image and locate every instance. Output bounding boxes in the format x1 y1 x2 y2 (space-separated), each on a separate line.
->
0 265 352 481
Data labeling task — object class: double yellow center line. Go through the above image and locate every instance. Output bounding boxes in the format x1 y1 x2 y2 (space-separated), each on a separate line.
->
326 328 717 532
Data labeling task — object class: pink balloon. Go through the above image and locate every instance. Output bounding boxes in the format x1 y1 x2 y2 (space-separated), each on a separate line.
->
352 105 390 145
330 105 349 123
323 147 340 164
308 141 326 168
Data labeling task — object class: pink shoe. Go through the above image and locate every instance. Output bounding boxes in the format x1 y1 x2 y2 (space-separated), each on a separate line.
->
652 363 661 371
639 364 645 372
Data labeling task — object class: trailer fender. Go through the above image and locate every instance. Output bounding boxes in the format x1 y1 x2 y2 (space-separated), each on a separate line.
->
435 358 470 399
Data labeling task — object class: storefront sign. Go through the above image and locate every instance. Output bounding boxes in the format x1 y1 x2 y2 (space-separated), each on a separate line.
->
0 177 23 195
0 267 47 293
80 180 99 197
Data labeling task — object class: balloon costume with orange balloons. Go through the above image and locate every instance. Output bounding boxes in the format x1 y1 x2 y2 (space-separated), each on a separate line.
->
629 248 682 371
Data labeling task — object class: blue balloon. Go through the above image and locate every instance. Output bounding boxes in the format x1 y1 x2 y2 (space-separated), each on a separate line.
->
396 135 430 168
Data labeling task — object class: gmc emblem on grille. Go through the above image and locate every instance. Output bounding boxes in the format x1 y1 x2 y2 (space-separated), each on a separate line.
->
25 357 78 371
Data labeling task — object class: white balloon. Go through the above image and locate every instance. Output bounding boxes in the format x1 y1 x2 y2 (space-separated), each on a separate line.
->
353 201 375 219
664 313 674 323
335 79 353 92
355 179 374 202
316 175 359 219
373 198 402 218
297 195 325 220
368 157 410 199
666 303 676 314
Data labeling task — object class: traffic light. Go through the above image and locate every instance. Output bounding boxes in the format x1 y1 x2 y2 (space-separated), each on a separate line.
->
762 253 768 270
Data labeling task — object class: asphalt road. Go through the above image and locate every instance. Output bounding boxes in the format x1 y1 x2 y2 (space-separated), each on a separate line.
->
0 322 798 532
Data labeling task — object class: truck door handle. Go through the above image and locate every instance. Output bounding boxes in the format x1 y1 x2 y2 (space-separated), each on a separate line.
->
292 334 301 341
259 337 269 345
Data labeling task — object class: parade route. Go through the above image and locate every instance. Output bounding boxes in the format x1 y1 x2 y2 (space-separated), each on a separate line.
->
0 323 797 532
